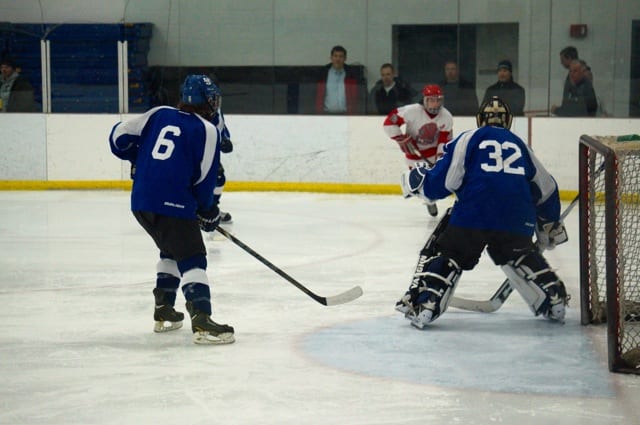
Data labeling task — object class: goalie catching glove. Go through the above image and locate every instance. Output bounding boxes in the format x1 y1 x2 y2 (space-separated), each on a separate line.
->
400 163 432 200
197 204 221 232
535 219 568 250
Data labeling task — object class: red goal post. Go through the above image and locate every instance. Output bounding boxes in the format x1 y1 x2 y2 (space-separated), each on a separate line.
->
579 135 640 374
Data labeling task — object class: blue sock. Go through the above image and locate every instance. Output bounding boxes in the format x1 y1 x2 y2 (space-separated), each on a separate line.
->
182 282 212 315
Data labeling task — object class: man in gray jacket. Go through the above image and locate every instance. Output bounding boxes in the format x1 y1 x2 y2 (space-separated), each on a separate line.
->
551 59 597 117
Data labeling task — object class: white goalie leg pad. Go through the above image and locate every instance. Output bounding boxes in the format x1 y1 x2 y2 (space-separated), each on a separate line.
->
501 264 547 315
501 253 567 321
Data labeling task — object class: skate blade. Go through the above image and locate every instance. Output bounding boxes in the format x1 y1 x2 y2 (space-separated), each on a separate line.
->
154 320 183 333
193 331 235 345
544 314 566 324
410 319 426 330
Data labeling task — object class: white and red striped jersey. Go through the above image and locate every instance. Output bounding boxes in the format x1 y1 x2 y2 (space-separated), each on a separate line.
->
384 103 454 167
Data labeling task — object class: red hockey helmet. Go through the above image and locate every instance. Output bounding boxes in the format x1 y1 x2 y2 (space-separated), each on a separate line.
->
422 84 444 115
422 84 443 98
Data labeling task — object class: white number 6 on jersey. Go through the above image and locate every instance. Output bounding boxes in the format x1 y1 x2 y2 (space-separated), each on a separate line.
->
152 125 181 160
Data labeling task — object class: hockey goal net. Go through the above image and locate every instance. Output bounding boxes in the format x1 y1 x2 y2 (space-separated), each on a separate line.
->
579 135 640 374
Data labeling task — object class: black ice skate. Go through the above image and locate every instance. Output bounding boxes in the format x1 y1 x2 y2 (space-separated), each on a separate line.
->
186 301 235 345
153 288 184 333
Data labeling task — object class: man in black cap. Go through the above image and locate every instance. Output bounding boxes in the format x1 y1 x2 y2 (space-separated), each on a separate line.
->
482 60 525 115
0 57 35 112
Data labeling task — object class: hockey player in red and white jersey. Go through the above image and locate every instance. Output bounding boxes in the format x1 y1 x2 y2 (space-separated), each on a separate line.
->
384 84 453 216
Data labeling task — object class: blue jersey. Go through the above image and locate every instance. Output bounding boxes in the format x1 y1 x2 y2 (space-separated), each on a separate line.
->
109 106 221 219
211 108 231 140
422 126 561 236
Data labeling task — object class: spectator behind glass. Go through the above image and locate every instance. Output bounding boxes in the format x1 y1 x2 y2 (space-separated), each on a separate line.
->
368 63 416 115
558 47 601 114
558 46 594 103
551 59 598 117
482 60 525 116
559 46 579 78
0 57 35 112
315 45 361 114
438 60 478 115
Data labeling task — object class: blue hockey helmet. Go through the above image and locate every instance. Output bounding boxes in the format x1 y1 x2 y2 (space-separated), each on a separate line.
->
181 74 221 110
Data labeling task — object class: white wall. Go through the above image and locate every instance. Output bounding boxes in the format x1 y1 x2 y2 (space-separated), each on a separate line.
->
0 114 47 180
2 113 639 194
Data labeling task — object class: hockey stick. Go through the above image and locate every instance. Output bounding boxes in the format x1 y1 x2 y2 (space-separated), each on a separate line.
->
449 193 580 313
215 227 363 306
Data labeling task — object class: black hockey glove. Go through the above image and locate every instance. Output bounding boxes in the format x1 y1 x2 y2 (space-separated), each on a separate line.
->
197 204 221 232
220 138 233 153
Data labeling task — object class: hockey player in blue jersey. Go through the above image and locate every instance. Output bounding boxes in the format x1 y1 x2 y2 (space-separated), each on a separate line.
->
209 89 234 224
395 96 569 329
109 74 235 345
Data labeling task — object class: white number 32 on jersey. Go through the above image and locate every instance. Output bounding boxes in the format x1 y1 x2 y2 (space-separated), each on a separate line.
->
479 140 524 175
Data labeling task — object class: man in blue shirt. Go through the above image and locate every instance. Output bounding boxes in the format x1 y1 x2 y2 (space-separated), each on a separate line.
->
395 96 569 329
109 74 235 345
315 45 362 114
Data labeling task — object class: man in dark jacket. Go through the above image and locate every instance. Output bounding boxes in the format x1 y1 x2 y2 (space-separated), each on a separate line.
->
482 60 525 116
551 59 598 117
439 60 478 116
369 63 416 115
0 57 35 112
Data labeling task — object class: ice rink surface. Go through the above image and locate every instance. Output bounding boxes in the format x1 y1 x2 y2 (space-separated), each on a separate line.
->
1 190 639 425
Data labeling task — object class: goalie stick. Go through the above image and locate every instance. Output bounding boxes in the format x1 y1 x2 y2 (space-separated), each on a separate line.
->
449 192 580 313
215 227 363 306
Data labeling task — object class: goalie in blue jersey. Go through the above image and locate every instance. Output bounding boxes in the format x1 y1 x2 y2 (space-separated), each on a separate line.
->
395 96 569 329
109 74 234 345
